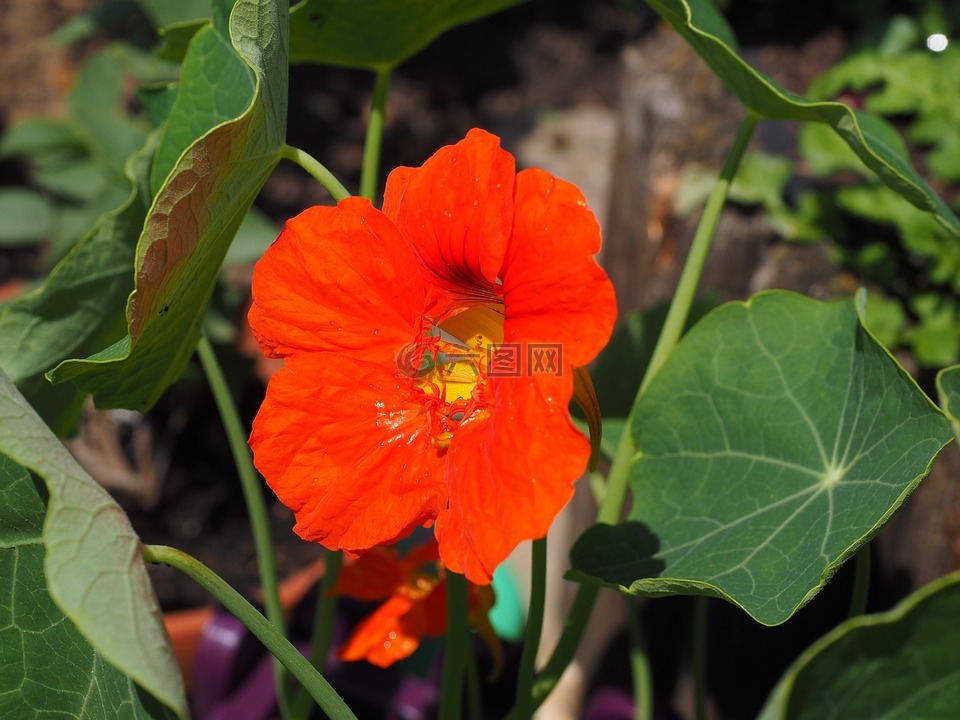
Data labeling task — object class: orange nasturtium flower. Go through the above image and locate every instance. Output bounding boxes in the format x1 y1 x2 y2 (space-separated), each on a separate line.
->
332 539 498 668
248 128 617 584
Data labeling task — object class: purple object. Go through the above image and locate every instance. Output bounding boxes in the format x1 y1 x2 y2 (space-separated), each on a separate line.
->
387 675 439 720
192 611 252 718
584 687 635 720
206 648 283 720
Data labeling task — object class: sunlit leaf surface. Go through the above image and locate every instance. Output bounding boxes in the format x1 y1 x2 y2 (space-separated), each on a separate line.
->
570 292 951 624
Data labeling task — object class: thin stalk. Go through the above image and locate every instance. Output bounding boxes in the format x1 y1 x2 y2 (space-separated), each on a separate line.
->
281 143 350 201
513 538 548 718
638 113 758 397
291 550 343 720
196 334 292 718
142 545 357 720
465 637 483 720
848 545 872 618
439 571 470 720
530 113 759 710
360 68 391 202
693 597 708 720
530 586 599 707
626 599 653 720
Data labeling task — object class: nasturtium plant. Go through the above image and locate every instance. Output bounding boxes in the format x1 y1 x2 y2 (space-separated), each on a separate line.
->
49 0 289 412
569 292 951 625
2 0 959 717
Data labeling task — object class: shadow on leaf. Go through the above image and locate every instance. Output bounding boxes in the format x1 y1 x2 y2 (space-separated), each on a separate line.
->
567 521 666 588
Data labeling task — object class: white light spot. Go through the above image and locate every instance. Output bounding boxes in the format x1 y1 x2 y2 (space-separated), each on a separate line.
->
473 199 478 206
927 33 949 52
821 464 843 488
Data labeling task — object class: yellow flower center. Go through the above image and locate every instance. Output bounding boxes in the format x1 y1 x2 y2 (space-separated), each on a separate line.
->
412 303 504 450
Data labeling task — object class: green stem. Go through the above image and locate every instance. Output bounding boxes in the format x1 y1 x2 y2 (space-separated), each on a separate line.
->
848 545 871 618
530 586 599 707
626 599 653 720
360 68 391 202
290 550 343 720
197 334 291 718
513 538 548 718
530 113 759 709
693 597 708 720
281 143 351 201
639 112 758 397
142 545 357 720
465 637 483 720
439 571 469 720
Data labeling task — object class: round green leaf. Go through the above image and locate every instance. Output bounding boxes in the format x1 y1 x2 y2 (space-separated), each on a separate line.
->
758 571 960 719
569 292 951 625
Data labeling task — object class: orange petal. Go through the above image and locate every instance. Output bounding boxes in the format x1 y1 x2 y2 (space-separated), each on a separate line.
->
249 352 447 554
333 546 410 601
502 168 617 367
248 198 424 366
383 128 514 316
434 372 589 583
338 594 422 667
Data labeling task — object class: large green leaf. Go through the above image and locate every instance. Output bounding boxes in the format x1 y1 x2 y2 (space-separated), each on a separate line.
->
643 0 960 237
49 0 289 411
0 137 154 435
150 2 256 193
288 0 526 70
0 371 186 719
591 297 716 418
569 292 951 625
758 571 960 719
